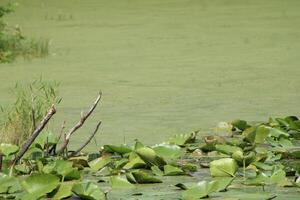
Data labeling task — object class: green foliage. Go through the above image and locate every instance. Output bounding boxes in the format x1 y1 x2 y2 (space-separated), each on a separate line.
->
0 2 49 63
0 79 60 145
72 182 105 200
0 115 299 199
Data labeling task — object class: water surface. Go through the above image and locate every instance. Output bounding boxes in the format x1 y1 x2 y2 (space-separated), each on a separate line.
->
1 0 300 149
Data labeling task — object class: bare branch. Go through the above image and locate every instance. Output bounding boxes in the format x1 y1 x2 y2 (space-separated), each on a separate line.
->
69 121 102 157
57 92 102 154
11 105 56 166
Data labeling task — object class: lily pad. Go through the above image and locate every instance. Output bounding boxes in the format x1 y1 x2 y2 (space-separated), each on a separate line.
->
103 144 132 155
129 170 162 184
20 173 60 199
0 175 20 194
123 156 146 170
168 132 196 146
215 144 242 156
72 182 105 200
110 176 134 189
152 143 183 159
89 156 112 171
135 146 166 168
164 164 184 176
51 181 75 200
182 180 219 199
210 158 238 177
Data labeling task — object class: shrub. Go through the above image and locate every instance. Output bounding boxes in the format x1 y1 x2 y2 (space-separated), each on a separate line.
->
0 3 49 63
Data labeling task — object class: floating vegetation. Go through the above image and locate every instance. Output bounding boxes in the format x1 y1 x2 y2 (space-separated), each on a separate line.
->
0 91 299 199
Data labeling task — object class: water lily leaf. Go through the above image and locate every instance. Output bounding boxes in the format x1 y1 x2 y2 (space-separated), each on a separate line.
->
72 182 105 200
181 163 198 173
210 158 238 177
231 119 249 131
110 176 134 189
135 146 166 168
34 130 57 150
278 137 294 148
269 128 289 138
0 143 19 156
242 126 257 143
213 177 234 191
42 160 81 180
175 183 188 190
114 158 129 169
215 144 242 156
89 156 111 171
0 175 20 193
53 160 74 177
14 163 31 174
68 156 89 168
103 144 132 155
232 151 255 166
123 156 145 170
126 173 137 184
20 173 60 199
52 181 75 200
151 165 164 176
245 172 269 186
168 132 196 146
152 143 183 159
131 170 162 184
276 118 292 130
134 140 145 150
288 148 300 159
164 164 184 176
182 180 219 200
251 162 273 171
254 125 270 143
270 169 286 185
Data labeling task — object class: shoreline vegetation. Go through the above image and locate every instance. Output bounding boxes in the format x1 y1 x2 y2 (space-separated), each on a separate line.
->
0 2 49 63
0 86 299 199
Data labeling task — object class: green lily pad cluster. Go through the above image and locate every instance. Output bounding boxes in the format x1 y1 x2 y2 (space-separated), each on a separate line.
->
0 116 299 199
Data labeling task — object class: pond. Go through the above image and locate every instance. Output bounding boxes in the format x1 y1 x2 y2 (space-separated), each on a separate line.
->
0 0 300 150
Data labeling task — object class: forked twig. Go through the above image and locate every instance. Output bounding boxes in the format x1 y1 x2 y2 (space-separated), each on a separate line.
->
69 121 102 157
56 92 102 154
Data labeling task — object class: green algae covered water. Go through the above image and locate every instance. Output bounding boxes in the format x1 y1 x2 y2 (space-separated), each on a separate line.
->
0 0 300 149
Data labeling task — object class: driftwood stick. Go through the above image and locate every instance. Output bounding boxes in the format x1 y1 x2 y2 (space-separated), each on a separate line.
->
11 105 56 166
69 121 102 157
57 92 102 154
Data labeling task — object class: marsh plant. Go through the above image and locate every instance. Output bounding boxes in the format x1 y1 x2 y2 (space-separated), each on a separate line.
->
0 2 49 63
0 79 60 145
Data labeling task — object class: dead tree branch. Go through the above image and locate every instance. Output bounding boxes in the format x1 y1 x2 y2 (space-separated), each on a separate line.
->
57 92 102 154
69 121 102 157
11 105 56 166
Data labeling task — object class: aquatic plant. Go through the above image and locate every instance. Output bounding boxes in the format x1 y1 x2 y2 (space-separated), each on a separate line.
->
0 89 299 199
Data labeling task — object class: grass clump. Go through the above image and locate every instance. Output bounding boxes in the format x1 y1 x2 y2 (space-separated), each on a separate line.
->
0 2 49 63
0 79 60 145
